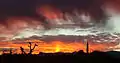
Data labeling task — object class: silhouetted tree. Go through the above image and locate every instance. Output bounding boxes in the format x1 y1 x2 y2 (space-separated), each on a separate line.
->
28 42 38 55
9 48 12 55
2 50 5 54
20 42 38 55
20 47 26 54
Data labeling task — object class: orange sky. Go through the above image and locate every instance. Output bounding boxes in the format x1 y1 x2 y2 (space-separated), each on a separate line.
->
0 40 117 54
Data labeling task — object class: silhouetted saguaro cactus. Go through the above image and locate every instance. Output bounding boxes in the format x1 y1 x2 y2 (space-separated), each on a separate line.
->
28 42 38 55
86 40 89 54
84 39 89 54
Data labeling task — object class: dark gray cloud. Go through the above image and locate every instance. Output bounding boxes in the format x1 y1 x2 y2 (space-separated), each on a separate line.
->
0 0 109 26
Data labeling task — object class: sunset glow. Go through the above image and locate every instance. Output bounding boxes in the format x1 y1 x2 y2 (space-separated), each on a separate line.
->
0 40 117 55
1 1 120 55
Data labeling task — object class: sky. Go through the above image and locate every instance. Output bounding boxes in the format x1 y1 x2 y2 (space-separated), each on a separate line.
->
1 0 120 54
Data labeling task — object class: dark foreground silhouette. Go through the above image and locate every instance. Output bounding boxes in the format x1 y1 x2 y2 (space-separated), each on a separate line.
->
1 50 120 63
